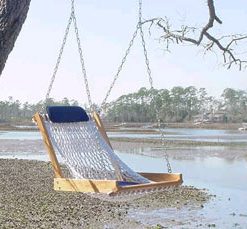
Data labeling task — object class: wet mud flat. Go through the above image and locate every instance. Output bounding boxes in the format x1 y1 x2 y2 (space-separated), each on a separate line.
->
112 140 247 160
0 159 210 228
1 138 247 161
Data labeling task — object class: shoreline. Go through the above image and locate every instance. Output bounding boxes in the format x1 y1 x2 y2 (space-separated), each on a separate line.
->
0 135 246 227
0 121 244 132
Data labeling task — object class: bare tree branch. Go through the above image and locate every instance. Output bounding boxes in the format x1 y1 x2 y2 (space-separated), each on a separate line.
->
143 0 247 70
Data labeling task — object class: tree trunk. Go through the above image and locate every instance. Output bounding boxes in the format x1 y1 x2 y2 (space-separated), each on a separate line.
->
0 0 31 76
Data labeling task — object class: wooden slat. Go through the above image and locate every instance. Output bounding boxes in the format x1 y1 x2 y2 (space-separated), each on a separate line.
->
53 172 182 194
113 173 183 194
33 113 63 178
139 172 182 183
54 178 118 193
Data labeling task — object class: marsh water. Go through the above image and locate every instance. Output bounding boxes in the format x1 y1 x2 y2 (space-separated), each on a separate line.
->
1 128 247 142
109 128 247 143
0 128 247 228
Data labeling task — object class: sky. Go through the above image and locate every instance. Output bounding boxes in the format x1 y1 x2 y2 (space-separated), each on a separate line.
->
0 0 247 105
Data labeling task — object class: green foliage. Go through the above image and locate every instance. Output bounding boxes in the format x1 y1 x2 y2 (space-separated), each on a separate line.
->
1 87 247 124
106 87 247 123
107 86 213 122
221 88 247 122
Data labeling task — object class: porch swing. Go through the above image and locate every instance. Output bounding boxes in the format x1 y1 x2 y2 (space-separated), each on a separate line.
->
34 0 182 197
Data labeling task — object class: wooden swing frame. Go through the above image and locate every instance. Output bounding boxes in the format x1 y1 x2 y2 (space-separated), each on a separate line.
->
33 112 182 195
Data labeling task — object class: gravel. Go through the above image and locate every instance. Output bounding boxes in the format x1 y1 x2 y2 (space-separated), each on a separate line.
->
0 159 210 228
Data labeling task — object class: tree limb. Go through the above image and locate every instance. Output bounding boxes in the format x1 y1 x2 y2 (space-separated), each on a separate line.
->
143 0 247 70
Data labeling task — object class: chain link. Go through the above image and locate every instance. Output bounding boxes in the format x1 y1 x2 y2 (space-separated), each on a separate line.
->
71 1 93 110
139 0 172 173
42 0 93 111
156 110 172 173
100 25 139 112
42 13 73 112
138 0 153 88
100 0 154 111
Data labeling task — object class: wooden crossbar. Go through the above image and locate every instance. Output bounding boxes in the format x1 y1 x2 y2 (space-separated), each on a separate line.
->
54 178 118 193
113 173 182 194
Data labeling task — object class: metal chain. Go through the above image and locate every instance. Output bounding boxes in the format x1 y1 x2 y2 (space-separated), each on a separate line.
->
42 12 73 112
138 0 172 173
156 109 172 173
138 0 153 88
100 0 153 111
42 0 93 112
100 25 139 112
71 0 93 110
149 92 172 173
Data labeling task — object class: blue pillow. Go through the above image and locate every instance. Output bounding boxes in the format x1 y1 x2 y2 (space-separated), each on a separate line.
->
46 106 89 123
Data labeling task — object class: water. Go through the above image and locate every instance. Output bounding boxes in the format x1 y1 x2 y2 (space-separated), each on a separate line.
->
0 130 247 227
118 153 247 228
0 151 49 161
1 128 247 143
109 128 247 143
118 153 247 191
0 131 41 140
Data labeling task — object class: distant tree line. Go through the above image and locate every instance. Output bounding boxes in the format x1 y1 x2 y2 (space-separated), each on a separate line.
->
0 97 78 123
0 87 247 123
106 87 247 123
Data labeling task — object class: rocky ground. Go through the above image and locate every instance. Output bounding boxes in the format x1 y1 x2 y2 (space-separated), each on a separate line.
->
0 159 210 228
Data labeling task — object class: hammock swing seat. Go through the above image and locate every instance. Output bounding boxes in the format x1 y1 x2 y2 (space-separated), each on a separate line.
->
34 0 182 197
34 106 182 196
